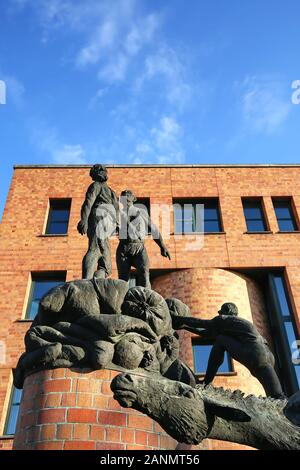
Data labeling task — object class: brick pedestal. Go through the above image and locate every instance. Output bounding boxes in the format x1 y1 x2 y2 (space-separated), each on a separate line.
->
13 368 179 450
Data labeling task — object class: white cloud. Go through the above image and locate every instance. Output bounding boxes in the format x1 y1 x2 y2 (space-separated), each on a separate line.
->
76 21 117 67
98 53 129 83
134 115 185 164
10 0 161 84
87 87 108 109
28 120 88 164
137 46 192 108
125 13 160 56
135 142 151 154
53 144 86 164
9 0 103 32
237 76 291 134
151 116 182 149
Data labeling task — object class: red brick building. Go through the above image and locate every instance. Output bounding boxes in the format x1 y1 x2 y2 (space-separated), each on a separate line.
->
0 164 300 450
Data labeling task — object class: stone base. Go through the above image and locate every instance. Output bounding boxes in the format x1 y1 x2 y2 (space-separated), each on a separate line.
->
13 368 179 450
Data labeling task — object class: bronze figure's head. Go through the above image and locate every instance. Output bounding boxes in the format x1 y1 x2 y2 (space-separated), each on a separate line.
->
90 164 108 182
120 189 137 206
218 302 239 316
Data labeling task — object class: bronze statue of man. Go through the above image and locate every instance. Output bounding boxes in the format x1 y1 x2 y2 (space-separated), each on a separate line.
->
116 189 171 288
172 302 284 398
77 164 119 279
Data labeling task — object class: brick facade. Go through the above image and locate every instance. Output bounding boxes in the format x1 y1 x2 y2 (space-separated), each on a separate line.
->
13 369 178 451
0 164 300 450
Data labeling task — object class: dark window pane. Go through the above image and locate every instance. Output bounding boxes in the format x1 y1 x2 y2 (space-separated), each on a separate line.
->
244 206 263 219
5 405 19 435
46 200 71 235
5 387 22 436
34 280 63 300
27 300 40 320
246 219 266 232
273 200 298 232
277 219 297 232
26 278 65 320
173 199 221 234
204 207 218 220
284 322 297 351
13 388 22 403
48 221 69 234
51 209 70 222
269 272 300 393
295 367 300 389
193 344 232 374
274 206 293 219
243 200 267 232
273 276 291 317
204 220 221 233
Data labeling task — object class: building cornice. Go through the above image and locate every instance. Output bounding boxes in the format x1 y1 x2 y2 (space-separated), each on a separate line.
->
13 163 300 169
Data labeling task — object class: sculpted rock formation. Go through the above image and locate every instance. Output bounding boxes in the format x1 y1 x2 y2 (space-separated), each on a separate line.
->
14 279 195 389
111 372 300 450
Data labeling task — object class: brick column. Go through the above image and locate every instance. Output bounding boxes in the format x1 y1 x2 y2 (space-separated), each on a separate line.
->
13 368 178 450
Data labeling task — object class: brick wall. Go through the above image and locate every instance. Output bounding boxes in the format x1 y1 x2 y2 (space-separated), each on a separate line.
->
13 368 179 451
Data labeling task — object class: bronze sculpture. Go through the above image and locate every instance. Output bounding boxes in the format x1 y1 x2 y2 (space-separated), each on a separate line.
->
13 284 195 390
172 302 284 398
112 372 300 450
116 189 171 288
77 164 119 279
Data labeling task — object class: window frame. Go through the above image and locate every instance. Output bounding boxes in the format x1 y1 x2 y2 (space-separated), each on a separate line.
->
272 197 299 232
3 385 22 437
134 197 151 235
267 272 300 394
45 198 71 236
25 272 66 320
173 198 223 234
242 197 269 233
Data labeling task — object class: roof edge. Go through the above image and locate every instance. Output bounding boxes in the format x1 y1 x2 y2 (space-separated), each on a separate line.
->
13 163 300 169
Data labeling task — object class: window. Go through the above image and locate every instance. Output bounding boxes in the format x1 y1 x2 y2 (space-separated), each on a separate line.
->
25 273 66 320
243 198 268 232
45 199 71 235
268 273 300 394
192 341 233 375
135 198 151 234
173 198 222 234
135 197 150 216
272 199 298 232
4 386 22 436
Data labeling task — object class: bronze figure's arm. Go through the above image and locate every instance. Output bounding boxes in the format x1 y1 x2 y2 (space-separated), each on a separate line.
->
147 215 171 260
172 315 213 333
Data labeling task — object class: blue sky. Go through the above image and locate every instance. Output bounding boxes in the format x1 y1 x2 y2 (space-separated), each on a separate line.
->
1 0 300 218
